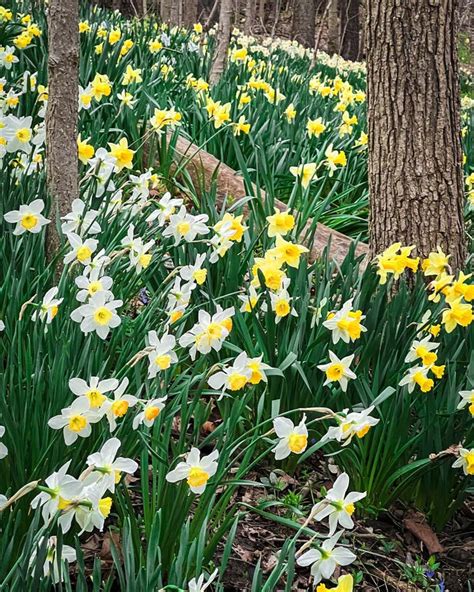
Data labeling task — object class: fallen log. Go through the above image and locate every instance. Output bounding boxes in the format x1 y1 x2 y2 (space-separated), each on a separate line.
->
162 132 368 266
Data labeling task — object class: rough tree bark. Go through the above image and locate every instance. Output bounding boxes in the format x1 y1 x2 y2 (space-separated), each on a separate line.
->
327 0 338 54
340 0 359 60
292 0 316 47
244 0 255 33
183 0 199 25
210 0 233 85
367 0 466 269
46 0 79 261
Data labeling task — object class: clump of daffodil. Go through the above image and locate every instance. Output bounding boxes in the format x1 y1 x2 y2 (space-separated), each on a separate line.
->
374 242 419 284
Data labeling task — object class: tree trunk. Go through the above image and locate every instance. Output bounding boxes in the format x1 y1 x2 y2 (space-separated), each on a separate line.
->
259 0 265 24
340 0 359 60
292 0 316 47
210 0 233 85
326 0 338 54
183 0 199 25
161 0 172 20
46 0 79 261
244 0 255 33
367 0 466 270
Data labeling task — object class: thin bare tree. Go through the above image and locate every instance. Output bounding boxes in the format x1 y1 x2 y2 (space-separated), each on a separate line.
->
46 0 79 261
210 0 233 85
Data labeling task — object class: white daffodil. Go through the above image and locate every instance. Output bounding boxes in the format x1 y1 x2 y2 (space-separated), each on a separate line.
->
30 537 77 583
452 448 474 476
208 352 252 394
129 238 155 274
238 285 260 313
296 531 356 585
179 307 234 360
132 397 167 429
0 425 8 459
31 287 63 324
47 397 101 445
69 375 119 410
84 249 111 274
167 277 195 310
245 354 272 385
58 481 112 534
31 461 84 523
85 437 138 493
272 415 308 460
2 114 33 152
146 192 183 227
317 351 357 392
63 232 98 266
188 569 219 592
269 280 298 323
163 206 209 245
70 291 122 339
0 46 19 70
166 447 219 495
404 335 439 365
147 332 178 378
322 299 367 344
102 378 138 431
321 405 379 446
3 198 50 235
457 389 474 416
61 198 101 236
75 267 114 302
180 253 207 285
312 472 366 534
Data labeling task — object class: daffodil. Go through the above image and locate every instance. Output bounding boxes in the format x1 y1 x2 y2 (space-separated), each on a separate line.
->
61 198 101 235
4 198 50 234
180 253 208 285
179 307 234 360
147 332 178 378
422 247 450 277
85 437 138 493
442 298 473 333
69 375 119 410
31 287 63 324
452 448 474 475
163 206 209 245
322 405 380 445
306 117 326 138
323 299 367 344
133 397 168 429
0 426 8 459
317 351 357 392
289 162 317 188
63 233 98 266
166 448 219 494
31 461 83 523
70 292 122 340
108 137 135 171
48 398 101 445
266 208 295 237
457 389 474 416
312 472 366 534
272 415 308 459
296 531 356 585
102 378 138 431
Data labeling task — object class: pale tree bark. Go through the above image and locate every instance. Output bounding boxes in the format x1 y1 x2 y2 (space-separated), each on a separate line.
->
259 0 265 25
244 0 255 33
210 0 233 85
183 0 199 25
170 0 183 25
46 0 79 261
340 0 359 60
292 0 316 47
326 0 338 54
161 0 172 21
367 0 466 269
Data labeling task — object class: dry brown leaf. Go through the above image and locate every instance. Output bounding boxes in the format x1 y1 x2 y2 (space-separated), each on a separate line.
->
403 511 444 554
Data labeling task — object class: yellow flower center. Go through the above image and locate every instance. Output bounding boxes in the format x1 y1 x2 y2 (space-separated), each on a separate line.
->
345 502 355 515
76 245 92 262
20 213 38 230
193 269 207 285
93 306 113 325
170 309 184 324
154 354 172 370
139 254 152 268
98 497 112 517
275 299 290 317
144 406 160 421
57 497 71 511
326 363 344 381
15 127 31 143
356 425 371 438
88 280 103 295
288 433 307 454
413 372 434 392
187 466 210 488
228 373 248 391
206 322 223 339
85 389 106 409
465 452 474 475
68 414 87 432
112 399 129 417
177 221 191 236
